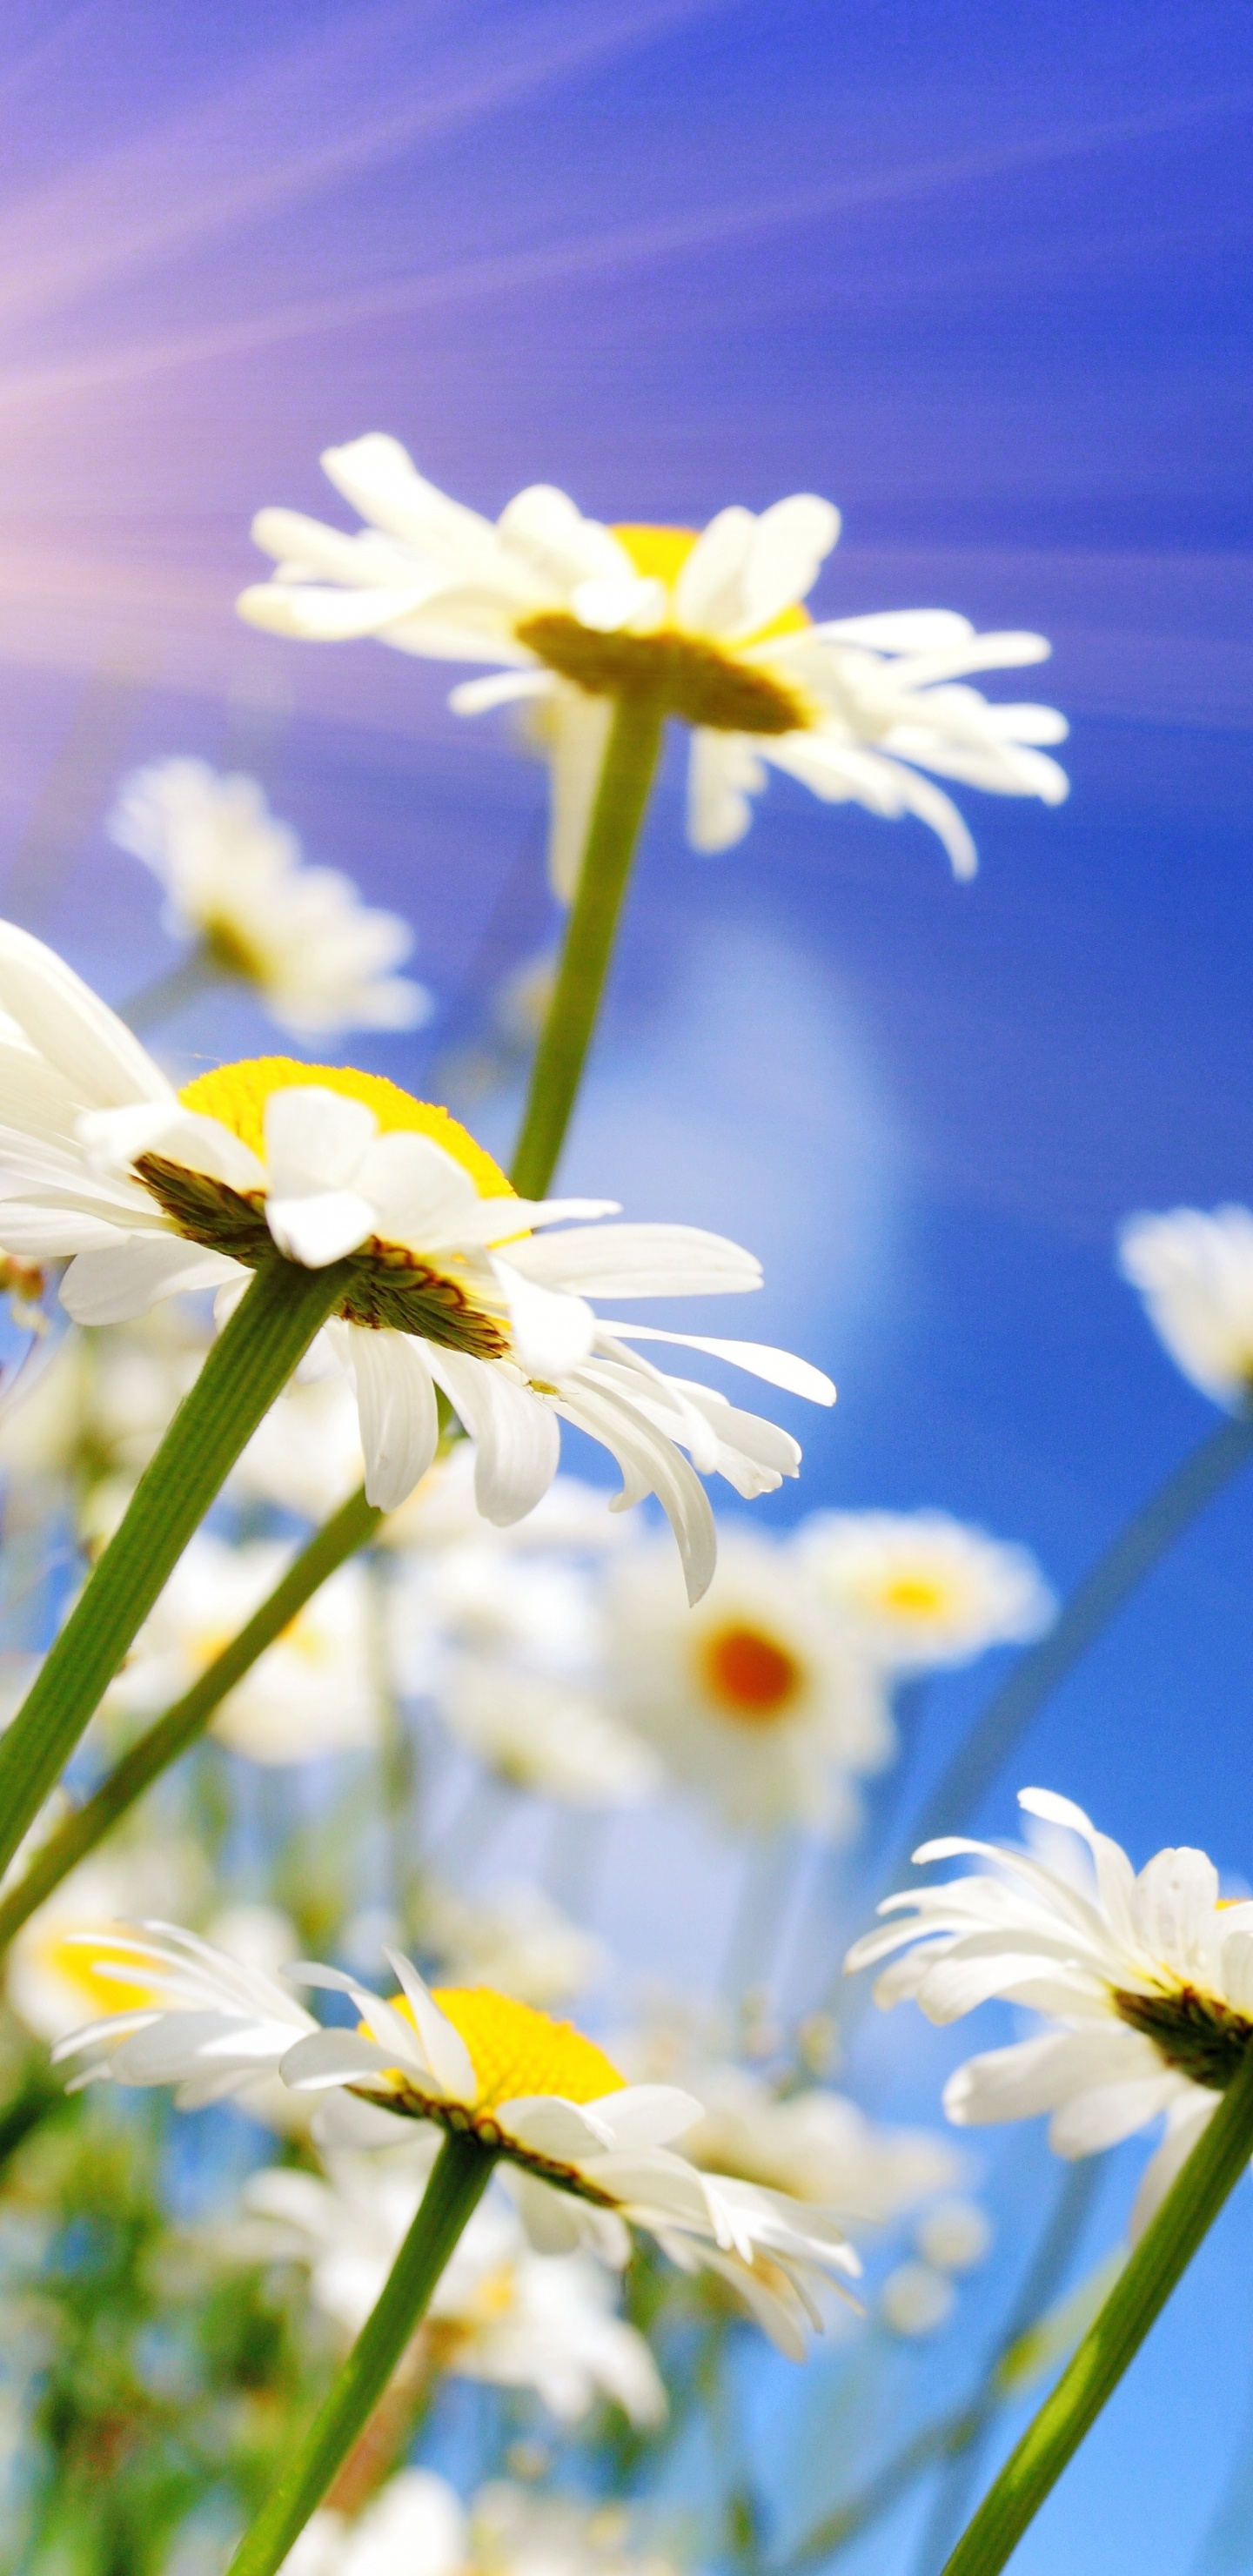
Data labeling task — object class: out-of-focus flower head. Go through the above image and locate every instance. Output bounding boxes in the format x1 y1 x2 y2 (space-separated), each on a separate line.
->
0 924 834 1599
432 1665 662 1808
414 1882 606 2009
606 1529 893 1836
245 2140 666 2425
797 1509 1055 1673
282 2471 684 2576
108 757 431 1036
104 1531 379 1764
56 1935 861 2355
238 438 1068 895
846 1785 1253 2239
1119 1205 1253 1409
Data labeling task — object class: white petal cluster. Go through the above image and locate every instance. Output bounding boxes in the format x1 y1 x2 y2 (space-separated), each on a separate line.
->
797 1509 1055 1672
1120 1205 1253 1409
605 1528 894 1836
52 1927 861 2357
103 1531 379 1763
238 436 1068 894
243 2141 665 2425
283 2471 681 2576
0 923 834 1598
846 1787 1253 2236
109 758 430 1036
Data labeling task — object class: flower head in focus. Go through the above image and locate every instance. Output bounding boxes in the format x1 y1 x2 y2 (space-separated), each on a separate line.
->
798 1509 1055 1672
1119 1205 1253 1410
55 1932 860 2354
606 1529 893 1835
238 437 1069 896
108 757 430 1036
245 2140 665 2424
846 1787 1253 2237
104 1531 379 1764
0 924 834 1596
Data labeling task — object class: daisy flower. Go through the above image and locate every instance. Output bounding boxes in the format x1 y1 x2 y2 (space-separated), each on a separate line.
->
244 2141 665 2424
0 922 833 1597
1119 1205 1253 1409
108 757 430 1036
845 1786 1253 2235
284 2471 681 2576
238 435 1069 895
797 1509 1055 1672
104 1530 379 1764
280 2467 463 2576
52 1929 860 2355
414 1882 606 2009
606 1530 893 1835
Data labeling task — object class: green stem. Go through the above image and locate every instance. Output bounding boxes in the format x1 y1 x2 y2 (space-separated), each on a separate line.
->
0 1484 382 1953
117 943 227 1033
509 693 666 1199
777 2161 1104 2576
224 2131 496 2576
901 1412 1253 1861
0 1251 358 1881
940 2048 1253 2576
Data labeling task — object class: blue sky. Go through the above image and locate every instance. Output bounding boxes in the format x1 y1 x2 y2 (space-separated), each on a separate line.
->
1 3 1252 2564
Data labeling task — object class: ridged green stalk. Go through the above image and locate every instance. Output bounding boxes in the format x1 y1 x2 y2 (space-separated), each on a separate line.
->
509 692 666 1199
940 2048 1253 2576
224 2133 496 2576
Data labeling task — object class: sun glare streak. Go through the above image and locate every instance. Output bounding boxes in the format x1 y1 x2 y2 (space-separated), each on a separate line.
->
0 84 1246 424
0 0 727 334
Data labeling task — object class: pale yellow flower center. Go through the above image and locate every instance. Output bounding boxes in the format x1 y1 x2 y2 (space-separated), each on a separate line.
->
396 1986 626 2110
874 1572 958 1622
698 1621 803 1724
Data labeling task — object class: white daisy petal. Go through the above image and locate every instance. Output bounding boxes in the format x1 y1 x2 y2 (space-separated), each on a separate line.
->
346 1329 439 1513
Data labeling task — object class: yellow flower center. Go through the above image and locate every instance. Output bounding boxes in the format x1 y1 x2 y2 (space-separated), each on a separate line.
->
401 1987 626 2110
875 1573 956 1622
699 1622 803 1723
178 1058 511 1199
42 1934 161 2021
136 1059 516 1359
513 520 812 735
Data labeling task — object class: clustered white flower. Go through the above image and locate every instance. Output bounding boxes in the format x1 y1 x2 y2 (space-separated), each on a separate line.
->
1120 1204 1253 1410
238 436 1068 894
109 757 431 1036
53 1928 861 2359
0 920 834 1598
847 1787 1253 2237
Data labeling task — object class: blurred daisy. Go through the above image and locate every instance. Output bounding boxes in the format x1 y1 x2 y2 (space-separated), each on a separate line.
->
284 2472 680 2576
660 2063 962 2231
238 436 1069 895
6 1847 203 2044
606 1531 893 1835
245 2142 665 2425
415 1882 606 2007
0 924 834 1596
846 1785 1253 2236
56 1934 860 2353
104 1531 379 1764
879 2261 955 2338
108 758 430 1037
1119 1205 1253 1410
231 1370 367 1521
282 2468 463 2576
379 1446 625 1558
436 1666 660 1807
798 1509 1055 1672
